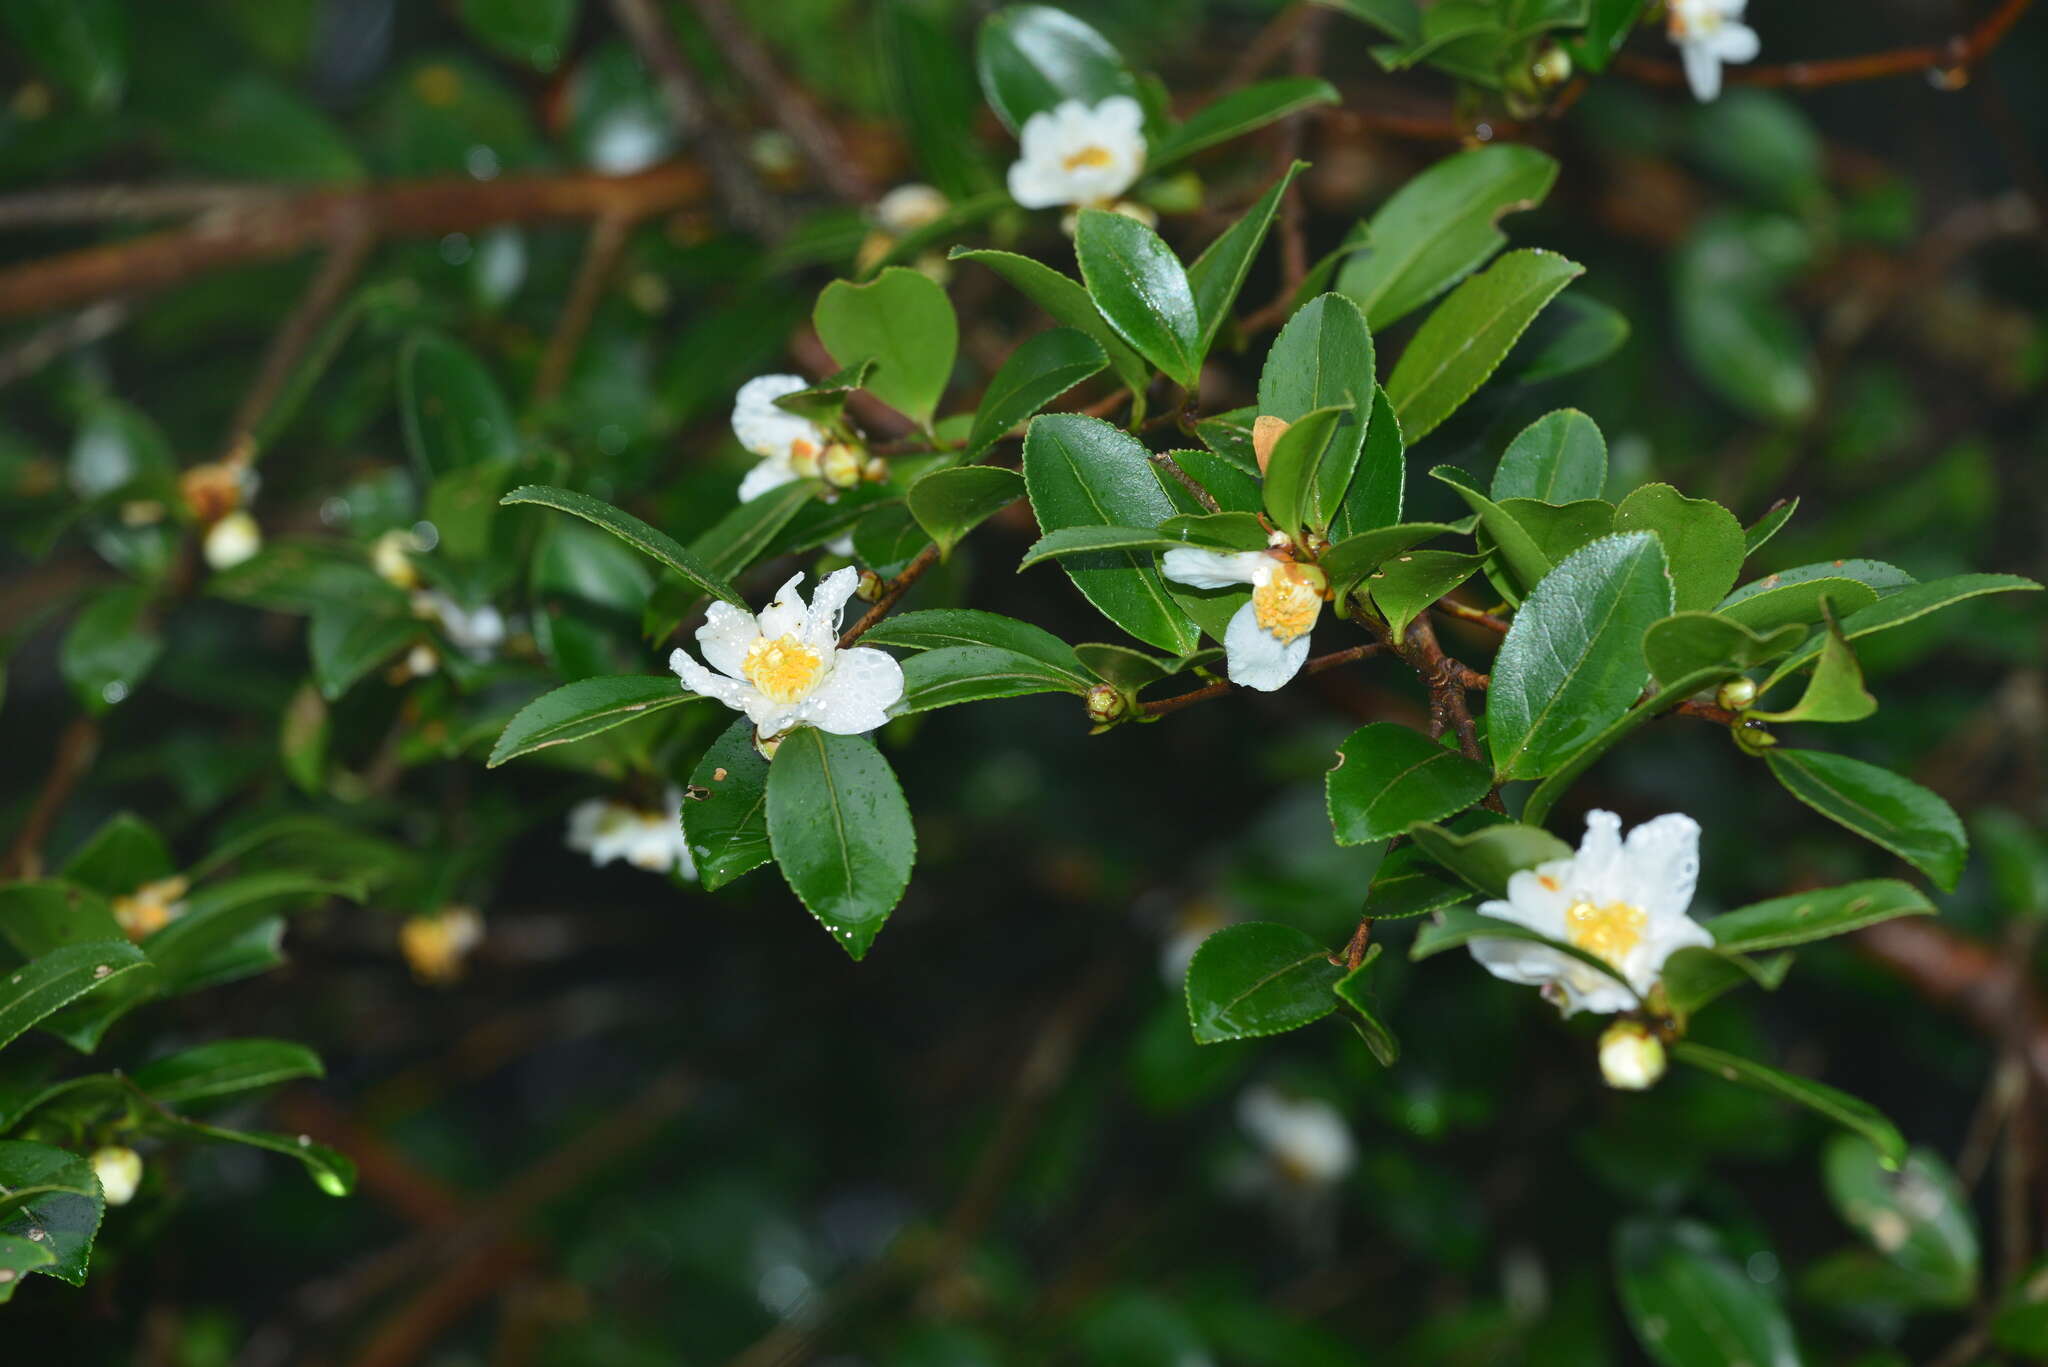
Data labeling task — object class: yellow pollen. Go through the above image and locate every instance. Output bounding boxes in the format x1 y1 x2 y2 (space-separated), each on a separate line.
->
789 437 821 478
1062 144 1115 171
1251 565 1322 642
742 634 826 703
1565 900 1646 967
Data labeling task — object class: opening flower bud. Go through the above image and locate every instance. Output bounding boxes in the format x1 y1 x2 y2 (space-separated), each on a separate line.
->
204 510 263 570
863 456 890 484
92 1146 144 1206
1531 44 1573 89
1717 676 1758 710
1598 1020 1667 1091
180 461 246 523
1085 683 1128 726
1251 416 1291 474
821 442 865 489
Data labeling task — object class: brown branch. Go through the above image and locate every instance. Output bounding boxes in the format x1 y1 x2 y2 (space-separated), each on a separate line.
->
532 211 633 405
1858 918 2048 1094
1434 598 1511 634
2 717 99 880
1137 641 1387 717
219 219 374 461
0 299 129 388
0 164 713 319
1151 452 1219 511
681 0 875 203
840 544 943 648
1616 0 2036 90
0 181 287 229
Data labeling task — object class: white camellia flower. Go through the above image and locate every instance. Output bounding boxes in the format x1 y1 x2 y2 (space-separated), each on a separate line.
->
1007 96 1146 211
733 374 832 502
669 567 904 741
1468 810 1713 1016
1667 0 1760 103
567 787 696 879
203 510 262 570
92 1146 144 1206
1160 548 1327 691
1238 1085 1355 1186
415 590 507 661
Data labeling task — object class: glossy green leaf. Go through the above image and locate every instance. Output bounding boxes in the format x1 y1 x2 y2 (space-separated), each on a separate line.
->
1499 293 1631 385
1759 573 2041 693
1643 612 1806 687
964 327 1106 459
1020 524 1188 568
502 484 743 606
1614 1219 1800 1367
132 1038 324 1105
1074 209 1203 390
1185 923 1343 1044
1661 944 1789 1023
1366 549 1485 638
975 3 1137 133
1388 250 1583 442
1 0 125 110
949 248 1150 396
850 502 931 577
1673 1042 1905 1165
813 267 958 427
458 0 576 70
308 593 419 701
155 1114 355 1196
61 813 173 897
1744 497 1799 555
0 942 149 1052
1492 409 1606 503
399 330 517 476
908 466 1026 557
60 585 162 714
1336 144 1558 329
1824 1135 1977 1306
1361 843 1472 921
1708 879 1935 953
1489 532 1672 780
1326 724 1492 846
765 730 916 960
1430 465 1551 603
877 0 993 199
1021 415 1199 654
1749 610 1875 724
0 1141 102 1287
686 481 816 591
895 645 1094 714
1408 821 1571 898
1158 511 1268 550
1185 162 1305 348
684 718 773 892
1765 749 1968 890
860 608 1090 675
1334 950 1400 1065
1151 79 1336 168
1260 403 1354 535
1328 387 1407 540
1613 484 1745 613
1319 522 1461 595
1258 293 1376 526
489 676 692 767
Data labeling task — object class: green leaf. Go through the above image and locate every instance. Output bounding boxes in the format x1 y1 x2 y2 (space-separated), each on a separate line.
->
1336 144 1559 329
0 1141 102 1287
1 0 124 111
950 249 1150 397
1408 822 1571 897
686 481 816 590
684 718 773 892
1489 532 1673 780
1410 906 1635 995
859 609 1092 685
765 730 916 960
1074 209 1204 390
0 880 124 959
1158 511 1269 550
1481 497 1615 604
0 1231 57 1294
1643 612 1806 686
1749 609 1875 724
1151 79 1336 169
1575 0 1648 70
1319 522 1462 596
1744 497 1798 555
1326 724 1492 846
1765 749 1968 891
1614 1219 1800 1367
488 676 691 767
1674 213 1816 423
1823 1135 1977 1307
1185 162 1306 349
1498 293 1630 386
814 267 959 427
146 872 363 993
1992 1258 2048 1355
877 0 993 200
975 3 1137 133
1430 465 1552 603
1367 549 1485 638
152 1114 355 1196
908 466 1025 557
895 646 1094 713
1672 1042 1905 1165
1020 525 1188 568
132 1038 324 1105
1362 842 1474 920
768 360 874 428
1613 484 1745 613
0 942 149 1052
1260 403 1355 535
1759 573 2042 694
1492 409 1606 503
165 74 365 182
1021 415 1199 654
60 585 163 714
61 812 173 897
1334 950 1400 1065
1258 293 1376 526
458 0 576 70
1708 879 1935 953
308 594 419 702
1328 387 1407 540
1184 923 1343 1044
399 330 518 476
1661 945 1789 1023
501 484 743 606
1388 250 1583 442
963 327 1107 460
850 503 931 577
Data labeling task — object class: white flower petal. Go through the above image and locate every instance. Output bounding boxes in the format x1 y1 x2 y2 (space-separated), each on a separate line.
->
1571 810 1628 902
1007 158 1068 210
1095 95 1144 135
696 601 761 678
755 572 811 640
1681 42 1724 101
1712 21 1760 63
1621 813 1702 923
799 647 904 735
1161 547 1262 590
671 649 758 715
1223 599 1310 691
565 798 610 854
803 566 864 647
738 457 797 502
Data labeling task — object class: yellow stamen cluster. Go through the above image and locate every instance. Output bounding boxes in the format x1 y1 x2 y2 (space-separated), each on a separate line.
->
1251 563 1323 642
1565 899 1646 968
112 876 189 942
742 634 826 703
1062 144 1115 171
789 437 822 479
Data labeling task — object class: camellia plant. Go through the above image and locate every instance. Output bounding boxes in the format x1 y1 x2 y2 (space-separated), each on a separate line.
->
2 0 2046 1361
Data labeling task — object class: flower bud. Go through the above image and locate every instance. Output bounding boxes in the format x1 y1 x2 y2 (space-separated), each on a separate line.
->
752 729 785 762
863 456 890 484
1085 683 1129 727
1598 1020 1667 1091
875 183 950 236
400 906 483 986
372 529 421 589
821 441 865 489
789 437 823 480
204 510 262 570
1717 676 1758 710
856 569 886 602
180 461 248 523
1531 44 1573 89
92 1146 143 1206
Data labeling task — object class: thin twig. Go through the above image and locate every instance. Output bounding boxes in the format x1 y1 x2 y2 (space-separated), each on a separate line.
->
532 211 633 405
2 717 99 880
840 544 943 648
0 181 287 228
1616 0 2036 90
1434 599 1511 634
0 299 129 388
1151 452 1219 511
219 219 373 461
1137 641 1387 717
